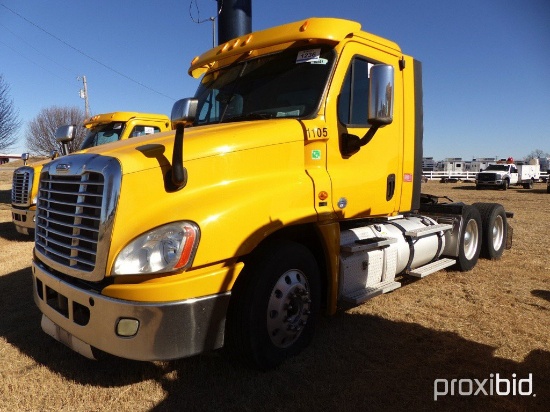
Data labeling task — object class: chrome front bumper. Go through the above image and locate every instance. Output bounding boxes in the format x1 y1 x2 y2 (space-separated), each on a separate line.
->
11 207 35 234
475 180 502 186
33 260 230 361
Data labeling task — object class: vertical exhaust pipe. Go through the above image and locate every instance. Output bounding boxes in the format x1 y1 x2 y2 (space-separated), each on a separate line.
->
217 0 251 44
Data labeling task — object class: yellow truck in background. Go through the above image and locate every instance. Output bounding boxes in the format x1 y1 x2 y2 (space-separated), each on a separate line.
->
11 112 170 235
32 18 512 369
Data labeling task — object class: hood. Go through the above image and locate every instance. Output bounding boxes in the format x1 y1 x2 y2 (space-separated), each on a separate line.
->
78 119 305 175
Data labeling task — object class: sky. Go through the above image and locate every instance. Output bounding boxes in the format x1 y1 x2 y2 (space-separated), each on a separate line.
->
1 0 549 160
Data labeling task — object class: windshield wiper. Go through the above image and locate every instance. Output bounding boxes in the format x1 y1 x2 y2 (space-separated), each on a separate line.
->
224 112 276 122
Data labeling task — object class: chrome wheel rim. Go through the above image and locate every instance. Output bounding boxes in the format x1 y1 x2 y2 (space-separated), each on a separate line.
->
267 269 311 348
463 219 479 260
491 215 504 251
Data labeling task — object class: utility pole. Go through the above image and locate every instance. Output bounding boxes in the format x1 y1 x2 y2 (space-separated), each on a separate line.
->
211 16 216 47
78 75 90 117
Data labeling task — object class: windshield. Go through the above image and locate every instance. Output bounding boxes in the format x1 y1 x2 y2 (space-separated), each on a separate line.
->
193 45 335 125
485 164 510 171
80 122 125 149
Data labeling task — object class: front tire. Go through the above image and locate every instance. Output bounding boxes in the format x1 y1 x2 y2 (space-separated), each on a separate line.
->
472 203 507 260
225 240 321 370
501 179 509 190
454 206 482 271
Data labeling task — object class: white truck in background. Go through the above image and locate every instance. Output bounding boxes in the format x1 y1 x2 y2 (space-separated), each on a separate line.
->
476 159 540 190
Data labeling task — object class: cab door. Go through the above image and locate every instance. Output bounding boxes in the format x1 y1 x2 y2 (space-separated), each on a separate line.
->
324 42 403 219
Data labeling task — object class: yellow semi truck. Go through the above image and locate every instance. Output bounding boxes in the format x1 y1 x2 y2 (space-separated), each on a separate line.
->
32 18 512 369
11 112 170 235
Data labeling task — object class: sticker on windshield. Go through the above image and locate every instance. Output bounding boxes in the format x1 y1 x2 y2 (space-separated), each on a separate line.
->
296 48 321 64
310 58 328 65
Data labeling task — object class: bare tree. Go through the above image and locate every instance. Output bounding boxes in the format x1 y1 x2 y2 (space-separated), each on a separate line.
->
525 149 550 161
0 74 22 151
26 106 87 155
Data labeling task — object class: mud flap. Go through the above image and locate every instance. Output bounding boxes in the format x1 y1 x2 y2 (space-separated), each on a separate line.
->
506 223 513 250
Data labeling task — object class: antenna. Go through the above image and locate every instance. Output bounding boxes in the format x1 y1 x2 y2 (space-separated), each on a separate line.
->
189 0 223 47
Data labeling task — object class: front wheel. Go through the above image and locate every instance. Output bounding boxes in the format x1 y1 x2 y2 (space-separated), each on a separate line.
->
501 179 509 190
454 206 482 271
225 240 321 370
472 203 507 260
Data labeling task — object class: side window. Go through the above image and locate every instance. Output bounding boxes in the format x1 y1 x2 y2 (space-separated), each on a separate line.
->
129 125 161 138
338 57 372 126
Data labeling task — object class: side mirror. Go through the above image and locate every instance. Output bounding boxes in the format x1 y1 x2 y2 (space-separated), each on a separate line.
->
341 64 395 157
55 125 76 143
55 125 76 156
368 64 394 126
171 98 198 129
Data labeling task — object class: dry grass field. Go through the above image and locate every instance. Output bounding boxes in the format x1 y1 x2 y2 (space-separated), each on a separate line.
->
0 161 548 411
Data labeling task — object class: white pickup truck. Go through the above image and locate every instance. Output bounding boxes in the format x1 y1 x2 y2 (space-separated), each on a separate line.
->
476 162 540 190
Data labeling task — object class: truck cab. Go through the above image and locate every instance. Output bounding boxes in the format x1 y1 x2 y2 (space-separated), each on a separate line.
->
476 163 518 190
31 18 511 369
11 112 170 235
476 160 540 190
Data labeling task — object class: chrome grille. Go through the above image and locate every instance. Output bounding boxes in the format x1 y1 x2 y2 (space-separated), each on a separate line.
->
34 154 121 281
11 167 33 206
36 173 103 271
477 173 497 182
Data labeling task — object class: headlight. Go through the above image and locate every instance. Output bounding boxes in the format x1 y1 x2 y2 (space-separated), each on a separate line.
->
113 221 199 275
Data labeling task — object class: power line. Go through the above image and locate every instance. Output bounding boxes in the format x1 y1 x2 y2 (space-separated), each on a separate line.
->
0 39 74 87
1 3 176 101
0 22 75 78
189 0 223 47
1 22 92 113
189 0 223 24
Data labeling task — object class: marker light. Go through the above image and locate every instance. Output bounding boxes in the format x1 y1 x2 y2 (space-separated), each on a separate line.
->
116 318 139 337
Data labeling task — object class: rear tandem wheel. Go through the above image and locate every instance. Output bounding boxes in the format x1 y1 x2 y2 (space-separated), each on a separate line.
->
454 205 482 272
472 203 507 260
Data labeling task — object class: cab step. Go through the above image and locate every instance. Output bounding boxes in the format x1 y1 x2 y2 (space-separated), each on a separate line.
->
408 258 456 278
404 223 453 238
342 279 401 305
341 237 397 253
